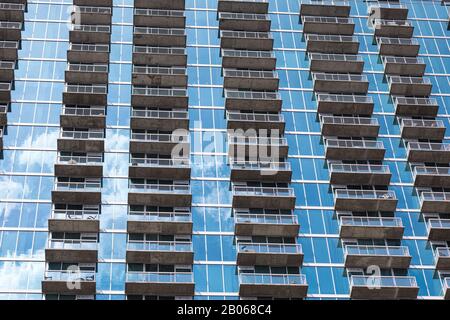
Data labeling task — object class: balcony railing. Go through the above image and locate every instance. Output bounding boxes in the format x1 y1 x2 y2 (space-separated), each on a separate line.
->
373 19 412 27
220 30 272 39
72 24 110 33
238 243 302 254
230 160 290 171
47 239 98 250
0 104 6 113
351 275 417 288
401 118 444 130
303 16 353 24
133 46 185 55
225 89 280 100
0 82 11 91
54 180 102 191
129 183 191 194
126 272 193 283
67 63 108 73
51 208 99 221
309 53 362 62
219 12 268 20
60 130 104 140
134 27 185 36
132 87 187 97
62 106 106 116
321 115 378 126
0 41 18 49
0 3 25 10
420 192 450 203
69 43 109 53
130 157 190 167
313 73 368 82
340 216 402 228
239 273 307 286
393 96 438 107
233 186 294 197
57 153 103 165
345 245 409 257
130 132 189 143
377 37 418 46
235 213 298 225
408 142 450 152
222 49 274 59
414 166 450 177
223 69 277 79
0 61 14 70
77 6 111 14
427 219 450 231
133 66 186 75
127 240 193 252
382 56 424 65
306 34 356 43
128 210 192 223
44 270 95 282
325 139 384 150
335 189 396 201
227 111 284 123
388 76 431 85
134 8 185 17
317 93 373 104
0 21 21 29
228 135 287 146
435 247 450 259
65 84 107 94
330 163 390 174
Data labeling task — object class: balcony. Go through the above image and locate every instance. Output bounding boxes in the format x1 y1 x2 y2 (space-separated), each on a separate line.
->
329 163 391 186
134 0 185 10
63 84 107 106
444 278 450 300
218 0 269 14
382 56 426 77
420 192 450 214
45 239 98 263
317 94 374 115
232 186 296 210
220 30 273 51
52 179 102 204
309 53 364 74
350 275 418 300
221 49 276 70
373 19 414 38
0 41 18 60
131 87 188 108
69 25 111 44
230 160 292 182
218 12 270 32
48 208 100 233
128 183 192 207
223 69 279 91
133 9 185 28
224 90 282 112
74 0 112 6
237 243 303 267
57 129 104 153
65 63 108 84
72 6 112 25
126 241 193 264
0 61 14 82
0 127 3 149
368 3 408 20
133 46 186 66
60 105 106 129
302 16 355 35
305 34 359 54
54 153 103 177
407 142 450 163
300 1 350 18
234 212 299 237
388 76 432 97
334 189 398 212
339 216 404 239
42 271 96 295
125 272 194 296
0 82 11 102
129 132 189 154
67 43 110 64
131 108 188 130
132 66 187 87
435 247 450 270
127 210 192 234
393 96 439 117
133 27 186 46
320 116 379 138
0 3 25 22
0 104 6 126
226 111 285 131
400 118 445 140
129 157 190 180
344 245 411 269
228 135 289 158
427 219 450 241
325 139 386 161
377 37 420 57
239 273 308 299
313 73 369 94
0 21 22 41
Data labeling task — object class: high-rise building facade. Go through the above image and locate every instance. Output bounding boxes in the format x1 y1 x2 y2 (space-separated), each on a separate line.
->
0 0 449 300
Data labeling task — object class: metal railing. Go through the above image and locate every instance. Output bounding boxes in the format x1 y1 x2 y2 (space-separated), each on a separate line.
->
127 240 193 252
130 132 190 143
57 153 103 165
72 24 110 33
219 12 268 20
227 111 283 123
350 275 417 288
44 270 95 282
129 183 191 194
306 34 356 43
382 56 424 65
237 243 302 254
317 93 373 104
344 245 409 257
230 160 290 171
62 106 105 116
132 86 187 97
54 179 102 191
330 163 390 174
393 96 437 107
335 189 396 200
222 49 274 59
220 30 272 39
388 76 431 85
235 213 298 225
130 157 190 167
377 37 418 46
340 216 402 228
0 3 25 10
313 73 368 82
0 104 6 113
420 191 450 202
0 61 14 69
408 142 450 152
373 19 412 27
69 43 109 53
228 135 287 146
134 27 185 35
65 84 107 94
225 89 280 100
133 46 185 55
321 115 378 126
76 6 111 14
133 65 186 75
400 118 444 129
427 218 450 231
0 82 11 90
60 129 104 139
47 239 98 250
435 247 450 258
126 272 193 283
224 69 277 79
0 21 21 29
134 8 185 17
67 63 108 73
233 186 294 197
0 41 18 49
52 208 99 221
309 53 362 62
128 210 192 223
302 16 353 24
325 139 384 150
239 273 307 286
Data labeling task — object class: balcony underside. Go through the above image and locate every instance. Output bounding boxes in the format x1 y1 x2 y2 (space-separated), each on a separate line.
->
0 9 24 22
414 174 450 188
76 13 111 25
395 103 438 117
133 34 186 47
57 139 105 153
344 254 411 269
227 119 285 131
340 225 404 240
219 19 271 33
317 100 374 116
218 0 269 14
0 90 11 103
62 92 107 106
321 123 380 138
325 146 386 161
48 219 100 233
310 60 364 74
421 200 450 214
0 29 21 41
42 281 96 295
379 43 420 57
237 252 303 267
330 171 392 186
129 141 189 155
428 227 450 241
127 220 193 235
389 83 432 97
132 52 187 66
133 15 185 28
0 111 7 126
126 250 194 265
235 222 299 237
128 192 192 207
223 77 279 91
230 167 292 182
303 22 354 36
306 40 359 54
220 37 273 51
232 195 296 210
131 94 188 108
64 70 109 84
408 150 450 164
60 114 106 129
69 31 111 44
67 50 110 64
350 285 418 300
335 198 398 212
45 248 98 263
239 283 308 299
300 4 350 18
401 126 445 140
0 47 18 60
228 143 289 158
0 69 14 82
314 80 369 95
54 163 103 178
222 56 276 70
125 282 194 296
384 62 426 77
51 190 102 205
131 74 188 87
375 7 409 20
225 97 282 112
374 26 414 38
128 165 191 180
436 256 450 270
74 0 113 6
